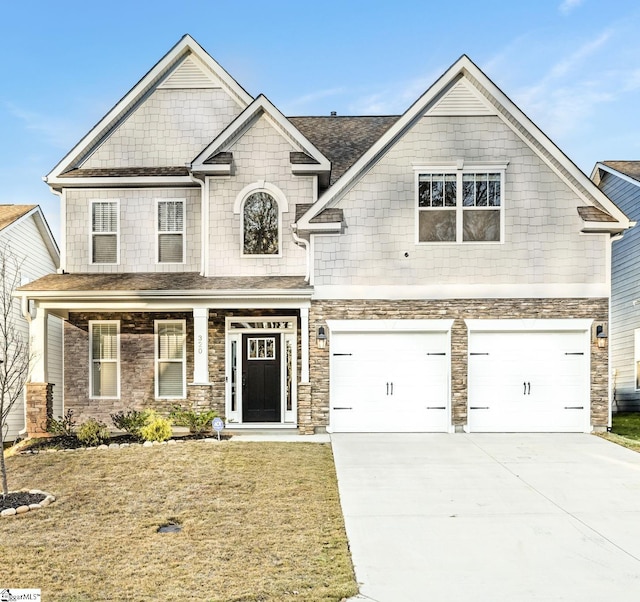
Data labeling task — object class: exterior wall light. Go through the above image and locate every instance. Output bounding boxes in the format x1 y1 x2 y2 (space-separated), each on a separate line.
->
316 326 327 349
596 324 607 349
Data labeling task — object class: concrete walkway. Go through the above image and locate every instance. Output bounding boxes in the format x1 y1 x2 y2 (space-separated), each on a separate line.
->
331 433 640 602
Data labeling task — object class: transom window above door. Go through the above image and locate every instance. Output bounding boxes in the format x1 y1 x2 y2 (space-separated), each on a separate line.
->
416 166 506 243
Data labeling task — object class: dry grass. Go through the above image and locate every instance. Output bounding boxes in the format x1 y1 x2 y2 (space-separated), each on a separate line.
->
1 441 358 602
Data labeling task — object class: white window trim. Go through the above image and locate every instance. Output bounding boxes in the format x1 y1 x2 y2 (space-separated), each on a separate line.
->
414 164 507 245
89 320 120 400
156 198 186 264
155 319 187 400
90 199 120 265
233 181 288 258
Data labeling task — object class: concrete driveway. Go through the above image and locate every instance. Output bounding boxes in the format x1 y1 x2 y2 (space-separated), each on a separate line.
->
331 433 640 602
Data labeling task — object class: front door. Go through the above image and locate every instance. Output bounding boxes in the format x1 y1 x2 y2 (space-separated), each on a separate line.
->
242 333 281 422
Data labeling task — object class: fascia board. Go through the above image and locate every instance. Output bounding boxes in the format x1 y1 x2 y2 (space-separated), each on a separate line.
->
47 176 197 188
457 58 631 228
297 57 468 228
0 207 60 267
299 221 343 232
191 95 330 172
298 54 630 231
191 165 231 175
581 222 628 234
46 35 252 180
592 162 640 190
14 288 314 301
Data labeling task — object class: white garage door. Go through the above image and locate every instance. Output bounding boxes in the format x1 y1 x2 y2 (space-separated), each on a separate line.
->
329 328 450 433
468 329 590 432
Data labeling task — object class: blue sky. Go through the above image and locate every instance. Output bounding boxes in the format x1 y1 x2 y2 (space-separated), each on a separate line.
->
2 0 640 240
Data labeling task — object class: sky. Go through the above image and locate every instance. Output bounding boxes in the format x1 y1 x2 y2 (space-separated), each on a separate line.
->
1 0 640 241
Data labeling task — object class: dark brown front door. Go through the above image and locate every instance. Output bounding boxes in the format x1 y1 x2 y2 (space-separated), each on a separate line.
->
242 334 281 422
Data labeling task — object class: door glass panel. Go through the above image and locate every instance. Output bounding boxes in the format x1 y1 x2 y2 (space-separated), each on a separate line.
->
231 340 237 412
248 337 276 360
286 339 293 412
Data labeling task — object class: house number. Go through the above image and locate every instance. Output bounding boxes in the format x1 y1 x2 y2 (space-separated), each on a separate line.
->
197 334 204 355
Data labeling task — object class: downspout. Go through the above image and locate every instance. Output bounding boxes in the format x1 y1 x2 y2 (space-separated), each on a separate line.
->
187 170 207 276
19 293 32 437
291 225 310 283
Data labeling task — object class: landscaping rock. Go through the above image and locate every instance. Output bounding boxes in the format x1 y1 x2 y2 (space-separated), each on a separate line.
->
16 505 30 514
143 441 153 447
1 508 17 517
29 503 42 510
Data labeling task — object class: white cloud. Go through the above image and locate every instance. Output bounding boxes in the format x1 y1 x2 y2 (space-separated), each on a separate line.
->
559 0 585 15
4 102 83 150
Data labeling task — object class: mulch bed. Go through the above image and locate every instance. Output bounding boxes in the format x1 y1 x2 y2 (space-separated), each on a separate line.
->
19 431 230 452
1 492 46 512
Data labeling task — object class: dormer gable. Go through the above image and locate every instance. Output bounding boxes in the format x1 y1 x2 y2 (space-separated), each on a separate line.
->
189 94 331 183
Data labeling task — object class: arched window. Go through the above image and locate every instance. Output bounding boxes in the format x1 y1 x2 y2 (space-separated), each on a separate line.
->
242 192 279 255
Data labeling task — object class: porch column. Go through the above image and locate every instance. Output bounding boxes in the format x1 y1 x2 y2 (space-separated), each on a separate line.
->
301 307 310 383
27 304 52 437
29 303 48 383
192 308 210 384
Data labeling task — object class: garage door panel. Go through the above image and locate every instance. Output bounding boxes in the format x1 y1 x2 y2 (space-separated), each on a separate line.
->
330 331 450 433
468 330 589 433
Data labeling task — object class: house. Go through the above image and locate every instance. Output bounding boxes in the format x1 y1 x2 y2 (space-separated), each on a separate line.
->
0 205 61 440
15 35 630 436
592 162 640 412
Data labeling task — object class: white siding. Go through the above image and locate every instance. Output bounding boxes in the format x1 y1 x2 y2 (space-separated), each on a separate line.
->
313 115 606 289
601 172 640 410
1 213 60 440
65 188 201 273
84 89 243 168
207 113 311 277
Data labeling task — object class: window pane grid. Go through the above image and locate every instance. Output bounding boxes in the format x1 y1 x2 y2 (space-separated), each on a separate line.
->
90 322 118 398
243 192 279 255
92 201 118 263
418 171 502 242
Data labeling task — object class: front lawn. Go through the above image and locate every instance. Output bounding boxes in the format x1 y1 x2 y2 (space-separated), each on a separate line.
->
599 412 640 452
1 441 358 602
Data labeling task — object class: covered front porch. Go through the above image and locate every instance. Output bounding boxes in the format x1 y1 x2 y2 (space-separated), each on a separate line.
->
15 273 315 435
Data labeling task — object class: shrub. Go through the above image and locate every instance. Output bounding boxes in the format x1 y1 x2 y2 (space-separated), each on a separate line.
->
111 409 149 440
139 411 172 442
48 409 76 436
169 406 217 434
77 418 110 446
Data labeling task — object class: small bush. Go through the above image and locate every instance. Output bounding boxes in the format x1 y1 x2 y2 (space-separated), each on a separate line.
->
169 406 217 434
111 409 149 440
139 411 172 442
48 409 76 436
77 418 110 446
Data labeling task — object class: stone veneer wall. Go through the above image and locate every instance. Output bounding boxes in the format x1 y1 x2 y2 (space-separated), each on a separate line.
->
26 383 54 437
309 298 610 431
64 309 302 427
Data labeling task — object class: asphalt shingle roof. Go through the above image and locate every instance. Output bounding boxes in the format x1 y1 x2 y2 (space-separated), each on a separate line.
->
288 115 400 185
0 205 36 231
577 206 618 223
18 272 311 294
60 167 190 177
602 161 640 184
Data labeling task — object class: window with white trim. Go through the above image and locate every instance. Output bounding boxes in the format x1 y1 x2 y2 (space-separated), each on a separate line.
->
156 320 186 399
416 169 504 243
91 200 119 263
242 192 279 255
90 321 119 398
157 199 184 263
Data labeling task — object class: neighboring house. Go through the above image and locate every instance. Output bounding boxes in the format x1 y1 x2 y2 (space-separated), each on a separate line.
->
0 205 61 440
592 162 640 412
16 35 630 436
